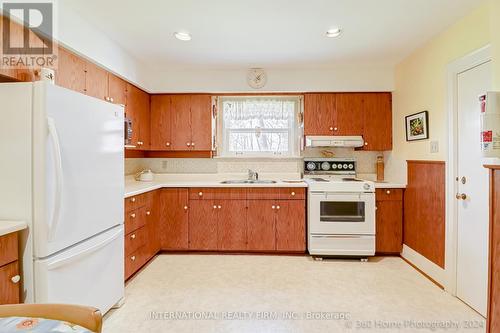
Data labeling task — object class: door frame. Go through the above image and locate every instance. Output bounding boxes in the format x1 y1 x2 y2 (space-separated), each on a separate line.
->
445 44 491 294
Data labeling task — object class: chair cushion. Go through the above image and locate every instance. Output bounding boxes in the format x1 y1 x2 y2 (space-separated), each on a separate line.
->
0 316 93 333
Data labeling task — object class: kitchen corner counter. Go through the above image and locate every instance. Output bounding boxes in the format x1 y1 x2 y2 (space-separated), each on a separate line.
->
124 173 307 198
0 220 27 237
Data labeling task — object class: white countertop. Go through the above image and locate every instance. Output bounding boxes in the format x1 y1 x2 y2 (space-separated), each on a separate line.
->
372 182 407 189
0 220 27 237
125 173 307 198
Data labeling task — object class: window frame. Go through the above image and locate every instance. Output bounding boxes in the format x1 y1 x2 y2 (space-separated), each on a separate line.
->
215 95 303 158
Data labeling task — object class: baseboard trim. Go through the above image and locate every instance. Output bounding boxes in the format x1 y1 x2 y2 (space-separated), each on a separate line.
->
401 244 446 287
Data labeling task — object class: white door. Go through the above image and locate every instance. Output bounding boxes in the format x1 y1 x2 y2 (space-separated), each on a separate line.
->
456 60 492 316
34 225 124 314
33 82 124 258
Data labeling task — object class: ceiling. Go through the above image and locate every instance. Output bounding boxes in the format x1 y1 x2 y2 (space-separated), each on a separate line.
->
63 0 484 70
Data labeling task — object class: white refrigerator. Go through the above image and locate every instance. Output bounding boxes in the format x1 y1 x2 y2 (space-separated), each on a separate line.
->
0 82 124 313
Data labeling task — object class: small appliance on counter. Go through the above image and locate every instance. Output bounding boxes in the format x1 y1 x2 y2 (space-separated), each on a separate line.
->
135 169 154 182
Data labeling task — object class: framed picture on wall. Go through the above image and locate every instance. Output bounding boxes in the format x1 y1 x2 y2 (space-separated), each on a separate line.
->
405 111 429 141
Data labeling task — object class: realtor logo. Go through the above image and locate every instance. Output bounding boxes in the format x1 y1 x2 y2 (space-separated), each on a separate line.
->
1 1 56 69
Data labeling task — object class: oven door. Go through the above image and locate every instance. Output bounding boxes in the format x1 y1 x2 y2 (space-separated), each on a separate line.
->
309 192 375 235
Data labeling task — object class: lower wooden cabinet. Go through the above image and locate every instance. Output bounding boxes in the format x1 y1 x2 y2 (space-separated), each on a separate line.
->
0 232 21 304
276 200 306 252
188 200 218 250
160 188 189 250
375 188 404 254
217 200 247 251
247 200 276 251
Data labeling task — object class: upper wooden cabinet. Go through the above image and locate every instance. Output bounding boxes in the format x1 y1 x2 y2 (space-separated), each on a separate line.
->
84 60 108 100
304 92 392 151
107 73 127 106
55 46 86 94
151 94 212 151
361 93 392 151
304 93 336 136
126 83 150 149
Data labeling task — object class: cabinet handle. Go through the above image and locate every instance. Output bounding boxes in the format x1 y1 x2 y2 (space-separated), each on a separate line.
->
218 205 222 209
146 211 151 216
291 191 295 196
105 96 109 101
131 256 136 261
11 275 20 284
276 205 280 210
364 142 368 146
183 206 188 210
386 190 391 195
166 142 171 147
186 142 191 147
191 142 195 147
329 126 334 131
198 192 203 196
130 234 136 239
334 127 338 131
110 97 114 103
213 205 217 209
271 205 276 209
130 197 136 202
130 213 136 218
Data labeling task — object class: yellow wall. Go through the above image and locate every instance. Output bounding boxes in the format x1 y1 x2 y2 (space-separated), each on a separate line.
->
385 2 492 182
492 0 500 89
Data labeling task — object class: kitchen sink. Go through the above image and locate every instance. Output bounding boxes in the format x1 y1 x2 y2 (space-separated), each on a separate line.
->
220 179 277 184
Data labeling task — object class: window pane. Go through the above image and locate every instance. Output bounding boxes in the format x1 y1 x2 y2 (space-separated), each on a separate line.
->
228 131 289 153
223 99 294 129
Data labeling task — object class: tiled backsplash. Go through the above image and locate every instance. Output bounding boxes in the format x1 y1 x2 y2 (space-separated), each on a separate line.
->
125 148 382 176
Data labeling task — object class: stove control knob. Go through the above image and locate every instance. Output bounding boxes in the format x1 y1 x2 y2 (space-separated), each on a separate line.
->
343 164 348 169
331 164 337 169
321 162 330 171
348 164 354 169
363 183 371 191
337 164 343 169
306 162 316 171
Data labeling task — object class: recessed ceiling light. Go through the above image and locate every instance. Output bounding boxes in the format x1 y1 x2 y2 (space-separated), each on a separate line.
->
174 32 192 41
326 28 342 38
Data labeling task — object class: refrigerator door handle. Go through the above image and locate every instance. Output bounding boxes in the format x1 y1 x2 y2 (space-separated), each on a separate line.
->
47 117 63 241
46 228 122 270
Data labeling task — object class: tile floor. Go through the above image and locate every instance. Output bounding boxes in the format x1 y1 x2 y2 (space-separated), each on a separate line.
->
104 255 485 333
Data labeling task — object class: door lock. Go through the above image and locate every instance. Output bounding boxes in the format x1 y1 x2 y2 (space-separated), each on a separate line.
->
461 176 467 184
456 193 467 200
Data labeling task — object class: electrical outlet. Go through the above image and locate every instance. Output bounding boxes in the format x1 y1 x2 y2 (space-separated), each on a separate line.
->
430 141 439 153
161 160 168 169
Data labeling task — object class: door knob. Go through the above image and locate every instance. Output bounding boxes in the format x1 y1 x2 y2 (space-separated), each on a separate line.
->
456 193 467 200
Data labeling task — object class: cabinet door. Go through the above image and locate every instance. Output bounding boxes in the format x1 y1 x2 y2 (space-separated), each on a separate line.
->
144 191 160 259
55 46 86 93
304 94 336 136
161 188 189 250
375 200 403 253
16 27 46 82
336 93 364 136
188 200 217 250
0 16 18 80
170 95 192 150
84 61 108 100
190 95 212 151
150 95 172 151
247 200 276 251
108 73 127 105
362 93 392 151
217 200 247 251
0 261 20 304
276 200 306 252
126 84 150 149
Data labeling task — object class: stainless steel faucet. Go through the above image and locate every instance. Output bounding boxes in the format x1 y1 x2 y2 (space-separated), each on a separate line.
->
248 169 258 181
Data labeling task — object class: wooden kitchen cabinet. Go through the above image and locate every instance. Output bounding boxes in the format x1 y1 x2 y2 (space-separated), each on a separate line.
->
107 73 127 106
335 93 364 136
84 60 108 100
304 93 336 136
189 95 213 151
126 83 150 149
0 232 21 304
0 16 18 80
160 188 189 250
170 95 192 150
247 200 277 251
188 200 218 250
276 200 306 252
55 46 86 94
217 200 247 251
151 95 173 150
143 191 160 260
362 93 392 151
375 188 403 254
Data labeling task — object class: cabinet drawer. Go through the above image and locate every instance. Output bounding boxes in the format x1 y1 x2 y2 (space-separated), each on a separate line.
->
0 233 18 267
125 227 146 256
376 188 403 201
0 261 20 304
189 188 247 200
125 207 147 234
124 247 141 280
279 188 306 200
247 188 280 200
125 195 144 212
189 188 214 200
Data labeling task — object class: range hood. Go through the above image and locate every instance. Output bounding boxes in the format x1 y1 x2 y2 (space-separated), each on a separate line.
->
305 136 365 148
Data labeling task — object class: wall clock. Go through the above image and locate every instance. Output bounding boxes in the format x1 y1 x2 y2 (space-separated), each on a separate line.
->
247 68 267 89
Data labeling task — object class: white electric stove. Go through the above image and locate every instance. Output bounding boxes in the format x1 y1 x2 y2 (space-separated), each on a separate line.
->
303 158 376 259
